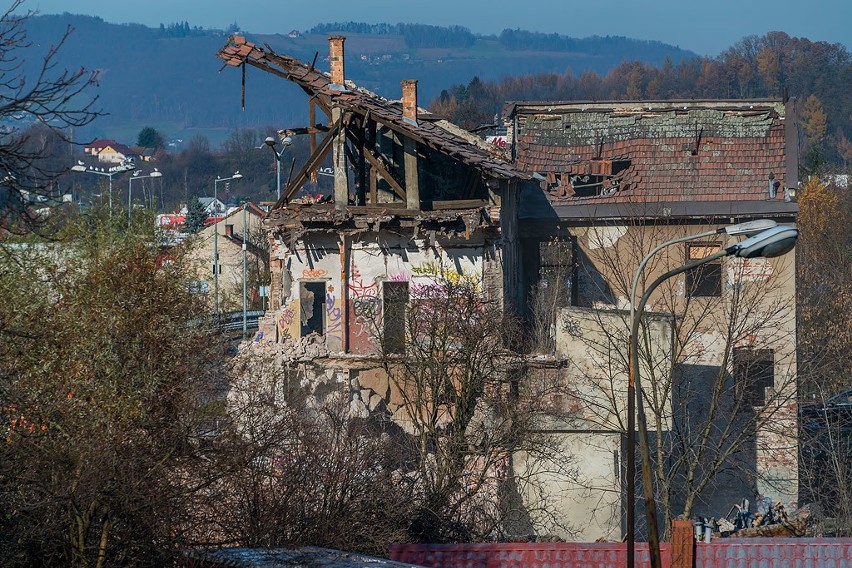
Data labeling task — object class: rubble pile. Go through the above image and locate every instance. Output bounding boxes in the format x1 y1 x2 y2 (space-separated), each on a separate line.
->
695 498 816 540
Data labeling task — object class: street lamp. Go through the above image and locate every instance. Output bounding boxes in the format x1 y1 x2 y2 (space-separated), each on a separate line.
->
628 225 798 568
624 219 777 566
264 136 292 201
71 160 136 217
242 204 248 336
213 171 242 315
127 169 162 222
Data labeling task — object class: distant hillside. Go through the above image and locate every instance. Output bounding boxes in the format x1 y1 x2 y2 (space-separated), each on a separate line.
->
20 15 696 144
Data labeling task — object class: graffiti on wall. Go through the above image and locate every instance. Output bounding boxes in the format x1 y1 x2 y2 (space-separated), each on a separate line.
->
325 286 343 341
347 265 381 344
277 306 295 339
302 268 328 278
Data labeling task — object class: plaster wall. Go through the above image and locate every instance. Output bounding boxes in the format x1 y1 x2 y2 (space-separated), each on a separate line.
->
513 432 622 542
570 221 798 508
266 230 503 355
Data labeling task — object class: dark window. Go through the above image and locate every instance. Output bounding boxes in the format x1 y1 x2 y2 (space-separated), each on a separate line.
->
300 281 326 336
733 348 774 406
383 281 409 354
538 238 575 307
686 243 722 297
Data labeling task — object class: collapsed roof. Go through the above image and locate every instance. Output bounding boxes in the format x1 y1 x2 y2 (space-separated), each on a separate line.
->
506 100 797 208
216 35 529 216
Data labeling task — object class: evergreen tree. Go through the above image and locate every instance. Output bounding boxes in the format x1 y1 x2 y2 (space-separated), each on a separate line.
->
182 198 207 233
137 126 165 149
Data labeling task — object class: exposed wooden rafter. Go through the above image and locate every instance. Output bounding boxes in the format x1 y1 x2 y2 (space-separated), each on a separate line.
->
345 128 406 201
275 119 341 207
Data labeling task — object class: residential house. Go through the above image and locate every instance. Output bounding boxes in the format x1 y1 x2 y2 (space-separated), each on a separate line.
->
218 35 531 351
189 203 267 310
84 139 137 164
506 99 800 539
180 197 228 217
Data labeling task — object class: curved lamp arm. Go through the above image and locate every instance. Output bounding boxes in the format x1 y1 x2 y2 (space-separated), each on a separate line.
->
630 249 728 568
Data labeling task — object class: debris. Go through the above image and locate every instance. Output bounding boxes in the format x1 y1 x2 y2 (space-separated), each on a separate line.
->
698 497 814 539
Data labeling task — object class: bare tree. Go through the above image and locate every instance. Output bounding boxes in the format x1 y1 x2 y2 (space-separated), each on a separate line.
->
797 177 852 534
363 263 578 541
563 216 798 535
0 1 100 232
220 350 415 555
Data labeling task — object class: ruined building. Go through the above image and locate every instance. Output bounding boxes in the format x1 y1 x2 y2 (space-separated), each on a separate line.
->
217 36 800 541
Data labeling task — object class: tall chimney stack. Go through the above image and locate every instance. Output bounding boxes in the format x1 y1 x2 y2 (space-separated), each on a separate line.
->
328 36 345 86
402 79 418 124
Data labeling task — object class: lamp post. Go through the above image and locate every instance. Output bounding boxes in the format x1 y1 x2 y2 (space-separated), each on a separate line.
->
71 160 136 217
264 136 292 202
213 171 242 315
628 225 798 568
127 169 162 223
624 219 777 566
242 203 248 336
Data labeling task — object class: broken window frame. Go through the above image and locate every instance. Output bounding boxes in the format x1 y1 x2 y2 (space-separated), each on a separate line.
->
299 280 327 337
685 242 723 298
537 236 577 308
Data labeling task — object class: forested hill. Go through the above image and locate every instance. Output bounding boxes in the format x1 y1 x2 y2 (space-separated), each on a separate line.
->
18 14 694 143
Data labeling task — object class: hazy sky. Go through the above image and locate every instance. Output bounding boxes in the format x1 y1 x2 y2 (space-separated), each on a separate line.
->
27 0 850 56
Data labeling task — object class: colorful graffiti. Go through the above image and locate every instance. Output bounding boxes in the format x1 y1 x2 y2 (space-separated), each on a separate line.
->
302 268 328 278
325 289 343 340
278 307 294 328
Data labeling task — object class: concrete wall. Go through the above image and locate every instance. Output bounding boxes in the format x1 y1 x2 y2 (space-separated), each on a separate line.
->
513 432 623 542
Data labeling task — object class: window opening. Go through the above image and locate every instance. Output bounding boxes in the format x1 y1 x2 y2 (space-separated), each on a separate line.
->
733 348 774 406
686 242 722 297
539 238 575 307
300 281 326 336
383 281 409 354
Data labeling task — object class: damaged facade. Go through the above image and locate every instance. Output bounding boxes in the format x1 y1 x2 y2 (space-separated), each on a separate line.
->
218 35 800 542
218 35 531 352
508 100 800 538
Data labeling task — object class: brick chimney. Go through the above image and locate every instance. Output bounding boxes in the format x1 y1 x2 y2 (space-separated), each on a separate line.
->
328 36 345 86
402 79 418 124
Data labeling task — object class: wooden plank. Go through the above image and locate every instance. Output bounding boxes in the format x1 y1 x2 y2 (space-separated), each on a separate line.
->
277 121 339 206
431 199 489 210
363 150 406 201
279 124 329 136
346 125 406 202
309 102 318 182
368 121 377 204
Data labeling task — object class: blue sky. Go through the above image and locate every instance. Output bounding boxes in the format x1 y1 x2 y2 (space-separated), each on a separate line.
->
27 0 850 56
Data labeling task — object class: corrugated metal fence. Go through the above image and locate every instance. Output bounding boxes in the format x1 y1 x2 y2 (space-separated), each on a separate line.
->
696 538 852 567
389 542 670 568
389 539 852 568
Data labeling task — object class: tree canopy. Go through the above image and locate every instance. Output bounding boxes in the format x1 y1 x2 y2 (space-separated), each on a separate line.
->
137 126 165 149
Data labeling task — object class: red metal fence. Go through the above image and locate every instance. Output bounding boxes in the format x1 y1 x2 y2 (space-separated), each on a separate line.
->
389 539 852 568
389 542 671 568
696 538 852 567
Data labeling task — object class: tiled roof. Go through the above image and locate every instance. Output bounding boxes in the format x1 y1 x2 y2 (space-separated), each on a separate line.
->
217 37 528 181
509 101 790 204
85 139 116 149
